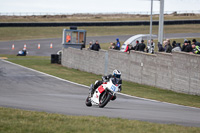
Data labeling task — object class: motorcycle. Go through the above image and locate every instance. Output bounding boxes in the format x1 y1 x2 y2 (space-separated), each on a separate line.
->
85 77 121 108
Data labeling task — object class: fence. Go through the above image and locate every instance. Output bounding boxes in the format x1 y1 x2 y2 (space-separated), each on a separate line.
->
62 47 200 96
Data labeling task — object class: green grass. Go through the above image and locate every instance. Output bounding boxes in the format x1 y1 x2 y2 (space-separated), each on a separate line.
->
1 24 200 41
1 107 200 133
1 54 200 108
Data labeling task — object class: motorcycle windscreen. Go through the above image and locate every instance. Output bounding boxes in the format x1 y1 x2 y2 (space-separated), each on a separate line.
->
98 85 105 93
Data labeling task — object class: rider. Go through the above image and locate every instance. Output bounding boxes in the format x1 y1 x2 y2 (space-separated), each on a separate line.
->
91 69 122 97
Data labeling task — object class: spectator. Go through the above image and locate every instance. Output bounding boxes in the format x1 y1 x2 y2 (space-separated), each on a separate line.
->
172 43 181 52
80 41 85 50
181 39 188 52
165 39 172 53
136 40 146 52
127 44 134 53
132 40 139 50
88 41 93 50
146 39 155 54
182 39 193 52
124 44 130 53
192 44 200 54
109 42 117 50
192 39 200 46
91 40 101 51
116 38 120 50
172 41 176 48
187 40 193 52
158 42 165 52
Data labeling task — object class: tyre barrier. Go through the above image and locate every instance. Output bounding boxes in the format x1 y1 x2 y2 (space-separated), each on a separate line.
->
1 19 200 27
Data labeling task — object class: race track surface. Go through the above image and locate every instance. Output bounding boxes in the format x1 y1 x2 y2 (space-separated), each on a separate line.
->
1 33 200 56
0 59 200 127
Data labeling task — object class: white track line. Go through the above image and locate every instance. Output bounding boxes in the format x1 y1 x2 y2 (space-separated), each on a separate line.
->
2 59 200 110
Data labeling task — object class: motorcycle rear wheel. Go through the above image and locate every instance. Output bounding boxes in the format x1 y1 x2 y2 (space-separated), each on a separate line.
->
99 91 112 108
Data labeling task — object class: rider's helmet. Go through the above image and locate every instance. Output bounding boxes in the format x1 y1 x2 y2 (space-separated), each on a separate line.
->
113 69 121 79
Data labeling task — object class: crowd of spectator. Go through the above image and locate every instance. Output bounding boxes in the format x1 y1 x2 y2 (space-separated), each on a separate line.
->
123 38 200 55
158 38 200 54
86 37 200 55
125 39 149 54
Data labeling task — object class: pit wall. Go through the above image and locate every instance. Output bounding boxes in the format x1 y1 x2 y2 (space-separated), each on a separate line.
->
62 47 200 96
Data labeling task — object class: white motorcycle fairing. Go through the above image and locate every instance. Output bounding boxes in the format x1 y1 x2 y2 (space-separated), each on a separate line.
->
89 78 120 106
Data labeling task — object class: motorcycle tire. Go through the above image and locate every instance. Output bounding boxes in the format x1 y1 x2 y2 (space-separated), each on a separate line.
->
85 96 92 107
99 91 112 108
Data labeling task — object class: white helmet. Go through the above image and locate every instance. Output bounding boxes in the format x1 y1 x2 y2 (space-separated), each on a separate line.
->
113 69 121 79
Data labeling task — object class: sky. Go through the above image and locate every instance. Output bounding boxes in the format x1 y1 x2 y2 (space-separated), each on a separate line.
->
0 0 200 14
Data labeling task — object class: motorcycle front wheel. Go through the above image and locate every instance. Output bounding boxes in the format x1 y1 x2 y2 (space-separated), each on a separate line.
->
99 91 112 108
85 96 92 107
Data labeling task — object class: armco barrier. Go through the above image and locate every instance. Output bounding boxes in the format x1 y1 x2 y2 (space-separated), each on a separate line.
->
62 47 200 96
1 19 200 27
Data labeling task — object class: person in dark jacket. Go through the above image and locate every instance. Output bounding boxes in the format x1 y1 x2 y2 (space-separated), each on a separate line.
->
91 40 101 51
132 40 139 50
172 41 176 48
181 39 188 52
136 40 146 52
165 39 172 53
158 42 165 52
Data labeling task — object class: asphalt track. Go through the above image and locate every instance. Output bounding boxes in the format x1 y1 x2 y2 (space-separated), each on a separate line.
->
0 59 200 127
1 33 200 56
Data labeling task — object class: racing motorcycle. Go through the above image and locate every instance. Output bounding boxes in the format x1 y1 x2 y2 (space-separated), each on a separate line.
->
85 77 121 108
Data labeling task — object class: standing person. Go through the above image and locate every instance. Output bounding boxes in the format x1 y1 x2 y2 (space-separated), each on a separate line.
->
192 39 200 46
186 40 193 52
91 40 101 51
137 40 146 52
88 41 93 50
146 39 155 54
165 39 172 53
80 41 85 50
109 42 117 50
116 38 120 50
158 42 165 52
172 41 176 48
132 40 139 50
181 39 188 52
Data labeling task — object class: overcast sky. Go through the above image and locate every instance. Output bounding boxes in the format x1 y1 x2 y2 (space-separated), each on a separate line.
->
0 0 200 14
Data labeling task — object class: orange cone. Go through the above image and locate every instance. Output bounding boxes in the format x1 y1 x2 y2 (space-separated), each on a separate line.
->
38 43 40 49
12 44 15 50
24 44 27 50
50 43 53 48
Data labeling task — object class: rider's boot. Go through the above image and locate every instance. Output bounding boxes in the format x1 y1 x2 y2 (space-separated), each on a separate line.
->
89 84 95 97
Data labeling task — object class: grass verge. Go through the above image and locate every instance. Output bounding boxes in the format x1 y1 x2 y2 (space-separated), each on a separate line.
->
1 54 200 108
1 14 200 22
1 24 200 41
1 107 200 133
